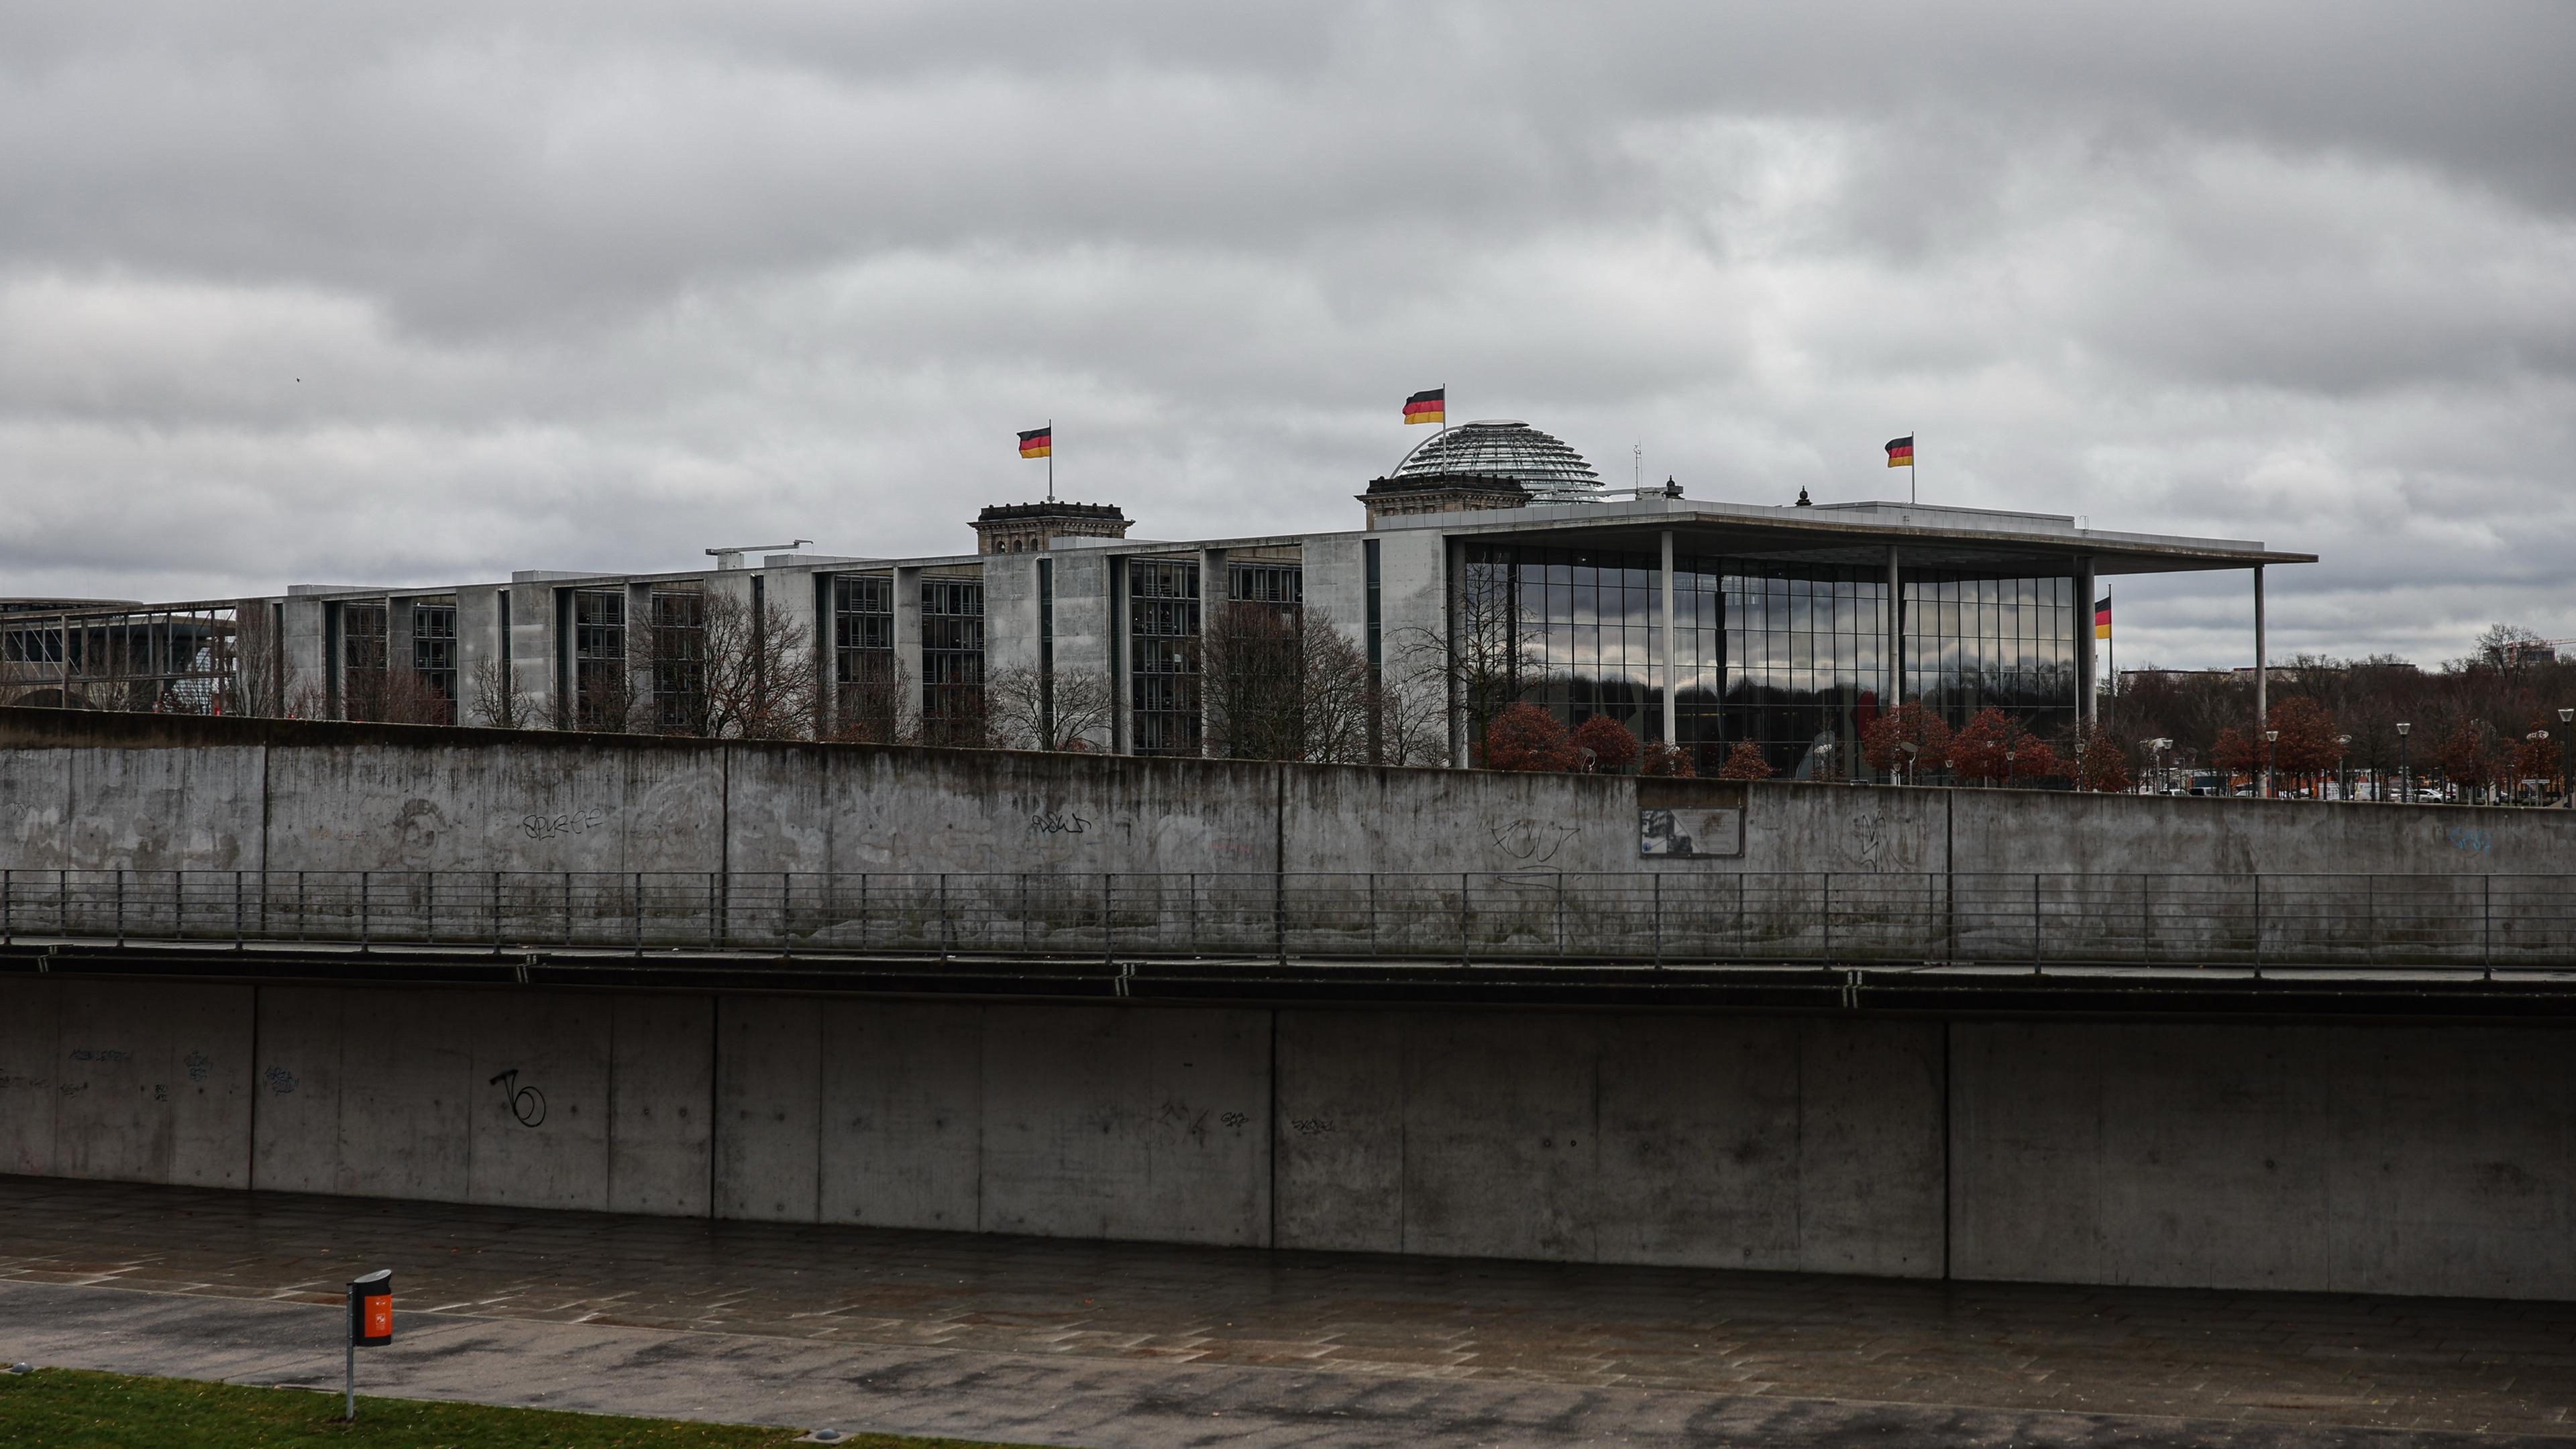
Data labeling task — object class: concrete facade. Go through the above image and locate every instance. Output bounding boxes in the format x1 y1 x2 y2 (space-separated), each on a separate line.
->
5 974 2573 1299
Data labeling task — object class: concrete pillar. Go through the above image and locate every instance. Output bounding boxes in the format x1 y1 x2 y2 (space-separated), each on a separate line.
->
1196 547 1224 758
1444 535 1467 768
2255 564 2268 797
893 566 924 735
1658 530 1677 747
2076 557 2097 733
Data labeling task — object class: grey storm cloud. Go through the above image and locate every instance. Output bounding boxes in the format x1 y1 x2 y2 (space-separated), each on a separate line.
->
2 0 2572 667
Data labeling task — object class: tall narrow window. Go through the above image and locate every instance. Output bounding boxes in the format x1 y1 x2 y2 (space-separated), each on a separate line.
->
921 578 986 745
572 588 627 729
1128 559 1201 756
649 584 706 733
341 602 389 720
1363 539 1383 672
412 599 458 724
831 574 898 739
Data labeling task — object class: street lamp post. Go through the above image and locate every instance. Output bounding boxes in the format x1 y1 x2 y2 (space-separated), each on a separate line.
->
2396 721 2412 803
2561 708 2573 808
2145 737 2173 795
2528 730 2552 807
2335 734 2352 802
2004 747 2017 788
2263 729 2279 799
1898 739 1919 786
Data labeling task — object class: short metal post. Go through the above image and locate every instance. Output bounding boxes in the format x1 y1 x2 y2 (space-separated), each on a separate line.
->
1366 874 1378 957
116 868 125 945
1652 873 1662 967
940 873 953 960
298 869 307 942
2030 871 2040 973
2484 874 2493 979
2139 873 2151 962
1824 873 1834 962
562 871 572 947
780 871 792 955
708 872 719 949
423 870 434 945
1022 873 1033 955
2251 873 2263 977
492 870 502 952
3 867 10 946
1554 871 1566 958
633 872 644 954
235 869 244 951
1460 871 1471 966
359 870 369 950
344 1335 355 1422
1102 872 1112 965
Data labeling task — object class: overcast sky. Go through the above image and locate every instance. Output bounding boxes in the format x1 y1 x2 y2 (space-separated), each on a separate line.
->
4 1 2571 668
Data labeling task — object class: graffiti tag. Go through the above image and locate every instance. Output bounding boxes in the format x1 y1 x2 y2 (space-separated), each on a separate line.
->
1489 818 1579 864
523 809 609 841
488 1069 547 1128
264 1067 298 1095
184 1051 211 1083
2447 826 2494 855
1031 812 1092 835
69 1049 131 1063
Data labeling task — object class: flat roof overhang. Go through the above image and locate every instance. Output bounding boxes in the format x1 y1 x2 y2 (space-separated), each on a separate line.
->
1409 497 2313 578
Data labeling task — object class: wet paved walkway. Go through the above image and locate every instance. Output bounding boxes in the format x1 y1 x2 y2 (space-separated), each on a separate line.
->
2 1175 2573 1446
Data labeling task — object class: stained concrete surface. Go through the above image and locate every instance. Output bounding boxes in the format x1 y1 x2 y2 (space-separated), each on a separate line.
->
1 1176 2573 1446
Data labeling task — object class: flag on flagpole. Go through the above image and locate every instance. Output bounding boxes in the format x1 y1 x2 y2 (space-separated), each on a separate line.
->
1017 427 1053 459
2094 596 2113 641
1403 388 1446 425
1884 435 1915 468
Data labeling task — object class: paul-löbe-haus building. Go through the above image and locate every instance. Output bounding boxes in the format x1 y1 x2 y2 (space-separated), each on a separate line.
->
0 421 2309 777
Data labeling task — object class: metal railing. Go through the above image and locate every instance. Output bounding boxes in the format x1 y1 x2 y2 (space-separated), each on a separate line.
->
5 867 2575 971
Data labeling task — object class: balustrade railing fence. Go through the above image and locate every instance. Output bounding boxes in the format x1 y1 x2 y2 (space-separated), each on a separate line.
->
3 868 2573 970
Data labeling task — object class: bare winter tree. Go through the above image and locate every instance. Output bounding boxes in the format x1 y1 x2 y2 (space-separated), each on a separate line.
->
988 662 1114 751
468 656 535 729
1383 557 1538 765
1201 600 1307 759
685 591 820 739
828 654 918 744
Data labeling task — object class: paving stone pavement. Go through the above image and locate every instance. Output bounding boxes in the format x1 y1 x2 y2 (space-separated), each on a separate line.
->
1 1174 2573 1446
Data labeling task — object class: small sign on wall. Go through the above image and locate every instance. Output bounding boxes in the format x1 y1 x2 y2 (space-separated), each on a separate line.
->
1638 780 1748 859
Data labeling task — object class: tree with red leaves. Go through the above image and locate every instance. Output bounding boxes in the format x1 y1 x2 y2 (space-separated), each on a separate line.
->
1640 741 1695 777
1483 702 1580 773
1569 714 1640 773
2071 725 2133 792
1860 700 1953 782
1715 739 1774 780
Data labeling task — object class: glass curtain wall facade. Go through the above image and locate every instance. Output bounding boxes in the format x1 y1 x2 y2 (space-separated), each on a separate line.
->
1904 573 2078 743
1465 543 2076 774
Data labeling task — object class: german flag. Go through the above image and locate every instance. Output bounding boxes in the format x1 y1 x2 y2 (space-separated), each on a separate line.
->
1018 427 1052 459
1885 435 1915 468
2094 596 2113 641
1403 388 1445 425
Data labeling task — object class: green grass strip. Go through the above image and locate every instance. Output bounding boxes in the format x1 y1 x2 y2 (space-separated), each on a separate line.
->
0 1366 1047 1448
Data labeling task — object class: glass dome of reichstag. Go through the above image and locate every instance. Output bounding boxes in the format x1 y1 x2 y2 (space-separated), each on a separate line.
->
1389 420 1602 504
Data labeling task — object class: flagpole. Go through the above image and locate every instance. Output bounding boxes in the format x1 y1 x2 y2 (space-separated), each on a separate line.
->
1911 429 1917 506
1046 417 1054 502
